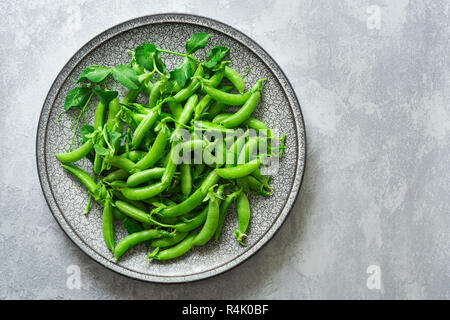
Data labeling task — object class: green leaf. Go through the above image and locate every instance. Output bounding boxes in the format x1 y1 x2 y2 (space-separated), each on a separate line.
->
160 79 174 93
94 144 110 156
135 43 157 71
112 65 140 90
170 57 192 88
204 46 229 69
154 51 168 75
108 131 122 148
77 65 111 83
64 87 92 111
186 33 210 54
80 124 94 143
93 86 118 104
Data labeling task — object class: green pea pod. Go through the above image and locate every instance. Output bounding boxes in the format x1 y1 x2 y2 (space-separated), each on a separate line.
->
168 101 183 121
193 120 236 135
134 124 171 170
131 105 160 148
148 230 197 261
150 231 188 248
220 90 261 128
108 180 127 189
55 140 94 163
93 100 107 175
180 163 192 197
110 156 135 173
171 207 208 232
192 163 206 180
215 188 242 241
121 181 168 201
115 201 172 228
236 176 250 193
237 136 260 164
245 175 273 196
161 144 178 187
61 164 97 195
250 167 271 188
114 229 172 260
225 130 248 167
103 169 129 183
122 83 144 104
193 187 223 246
93 150 104 175
132 113 147 124
212 113 233 124
202 85 252 106
205 85 234 120
243 117 269 133
201 67 225 88
158 170 219 218
126 167 165 187
118 150 147 162
194 94 213 121
224 66 245 94
216 159 260 179
112 190 148 212
107 97 124 136
102 199 115 252
148 81 163 108
168 65 203 103
199 170 220 195
234 192 250 246
158 189 204 218
143 78 154 95
94 100 107 130
176 94 199 129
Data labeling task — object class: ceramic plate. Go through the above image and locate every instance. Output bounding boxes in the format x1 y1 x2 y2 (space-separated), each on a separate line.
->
36 14 306 283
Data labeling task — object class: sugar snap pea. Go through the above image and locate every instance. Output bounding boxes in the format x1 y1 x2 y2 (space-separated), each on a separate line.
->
150 231 188 248
54 32 287 263
216 159 261 179
234 192 250 246
126 167 165 187
115 229 172 260
148 230 197 261
224 66 245 94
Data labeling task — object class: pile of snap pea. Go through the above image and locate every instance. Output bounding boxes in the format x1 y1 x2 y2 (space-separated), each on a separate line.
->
55 33 286 262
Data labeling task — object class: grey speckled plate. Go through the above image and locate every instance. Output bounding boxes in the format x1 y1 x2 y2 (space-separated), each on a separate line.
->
36 14 306 283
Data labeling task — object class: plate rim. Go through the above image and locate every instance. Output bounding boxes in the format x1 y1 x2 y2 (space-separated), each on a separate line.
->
36 13 307 283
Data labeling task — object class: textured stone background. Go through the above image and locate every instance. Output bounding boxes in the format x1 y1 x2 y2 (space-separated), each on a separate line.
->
1 0 449 299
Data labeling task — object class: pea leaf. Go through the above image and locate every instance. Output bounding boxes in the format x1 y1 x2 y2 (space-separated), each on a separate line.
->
204 46 229 69
159 79 174 94
93 86 118 104
154 51 168 75
112 65 140 90
108 131 122 148
80 124 94 143
64 87 92 111
186 33 210 54
94 144 110 156
135 43 157 71
170 57 192 87
77 65 111 83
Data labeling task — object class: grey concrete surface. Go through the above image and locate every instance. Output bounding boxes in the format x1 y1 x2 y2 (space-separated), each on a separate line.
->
1 0 449 299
